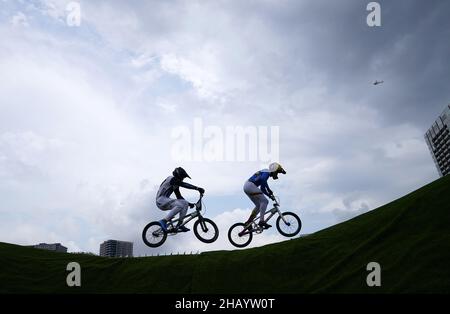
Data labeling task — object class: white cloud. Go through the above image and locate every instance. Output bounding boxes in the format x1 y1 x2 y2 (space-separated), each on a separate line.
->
130 54 157 68
37 0 67 22
0 24 171 252
156 101 177 114
160 53 222 100
10 11 29 27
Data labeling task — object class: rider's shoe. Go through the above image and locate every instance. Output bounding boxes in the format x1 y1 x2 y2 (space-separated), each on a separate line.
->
258 222 272 230
159 219 168 232
178 225 190 232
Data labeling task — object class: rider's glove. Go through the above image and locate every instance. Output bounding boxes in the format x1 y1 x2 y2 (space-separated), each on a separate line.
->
197 187 205 194
188 203 195 208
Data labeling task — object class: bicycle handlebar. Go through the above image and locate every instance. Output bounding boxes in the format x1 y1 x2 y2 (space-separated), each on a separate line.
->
195 193 204 212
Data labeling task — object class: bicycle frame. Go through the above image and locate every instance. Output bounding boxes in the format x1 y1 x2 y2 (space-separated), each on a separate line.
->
244 197 289 233
165 194 205 234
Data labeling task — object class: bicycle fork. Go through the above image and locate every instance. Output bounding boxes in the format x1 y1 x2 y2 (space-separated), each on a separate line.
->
197 216 209 233
269 206 290 226
276 207 290 226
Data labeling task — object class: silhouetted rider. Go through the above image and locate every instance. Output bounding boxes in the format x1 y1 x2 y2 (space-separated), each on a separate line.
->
156 167 205 232
243 162 286 229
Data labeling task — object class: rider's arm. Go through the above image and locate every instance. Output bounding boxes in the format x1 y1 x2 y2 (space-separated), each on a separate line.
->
173 189 194 208
260 183 273 197
174 188 184 200
179 181 201 191
171 177 203 193
260 173 273 197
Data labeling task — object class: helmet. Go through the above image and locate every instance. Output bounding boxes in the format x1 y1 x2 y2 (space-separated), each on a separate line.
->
173 167 191 179
269 162 286 174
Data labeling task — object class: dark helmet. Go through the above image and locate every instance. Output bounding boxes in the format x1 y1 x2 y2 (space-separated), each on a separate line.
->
173 167 191 179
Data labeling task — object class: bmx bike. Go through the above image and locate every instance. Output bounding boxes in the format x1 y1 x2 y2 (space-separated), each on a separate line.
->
228 196 301 248
142 194 219 248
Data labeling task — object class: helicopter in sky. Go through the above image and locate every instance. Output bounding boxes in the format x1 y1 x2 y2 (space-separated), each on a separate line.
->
373 80 384 85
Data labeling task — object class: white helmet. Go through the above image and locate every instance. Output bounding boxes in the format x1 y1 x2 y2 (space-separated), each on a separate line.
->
269 162 286 174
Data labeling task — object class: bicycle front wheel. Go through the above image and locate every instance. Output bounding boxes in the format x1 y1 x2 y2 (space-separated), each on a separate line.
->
142 221 167 248
276 212 301 237
193 218 219 243
228 223 253 248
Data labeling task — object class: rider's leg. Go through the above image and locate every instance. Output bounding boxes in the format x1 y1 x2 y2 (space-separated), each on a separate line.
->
247 192 270 228
156 196 172 211
245 207 258 224
176 200 190 232
257 195 269 224
165 199 190 231
244 181 264 224
156 197 173 231
164 199 189 222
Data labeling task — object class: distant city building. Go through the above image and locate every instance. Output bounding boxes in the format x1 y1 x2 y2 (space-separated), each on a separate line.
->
31 243 68 253
70 252 96 256
99 240 133 257
425 105 450 177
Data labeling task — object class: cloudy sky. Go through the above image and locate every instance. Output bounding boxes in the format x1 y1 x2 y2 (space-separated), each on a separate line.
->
1 0 449 255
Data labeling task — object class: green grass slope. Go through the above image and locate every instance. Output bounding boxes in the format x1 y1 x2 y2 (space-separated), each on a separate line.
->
1 175 450 293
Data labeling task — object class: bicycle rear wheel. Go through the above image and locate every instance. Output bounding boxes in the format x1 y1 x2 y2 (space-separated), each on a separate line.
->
142 221 167 247
228 223 253 248
276 212 301 237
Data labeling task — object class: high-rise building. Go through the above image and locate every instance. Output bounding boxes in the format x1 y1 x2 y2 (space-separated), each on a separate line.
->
99 240 133 257
425 105 450 177
31 243 68 253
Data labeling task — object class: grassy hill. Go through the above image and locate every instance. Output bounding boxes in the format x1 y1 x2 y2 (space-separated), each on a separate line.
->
1 175 450 293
